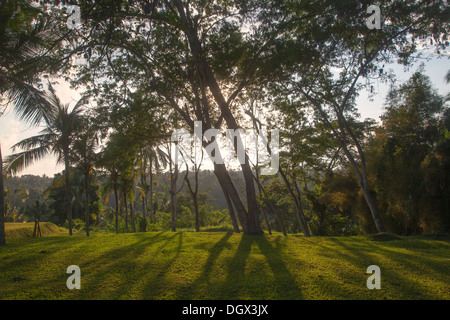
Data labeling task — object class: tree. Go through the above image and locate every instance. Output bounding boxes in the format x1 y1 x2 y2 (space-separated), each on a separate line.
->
370 72 447 234
47 0 291 235
0 0 62 245
72 118 99 236
267 0 449 233
3 84 84 235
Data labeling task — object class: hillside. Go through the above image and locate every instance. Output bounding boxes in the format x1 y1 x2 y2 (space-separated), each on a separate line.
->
4 222 69 239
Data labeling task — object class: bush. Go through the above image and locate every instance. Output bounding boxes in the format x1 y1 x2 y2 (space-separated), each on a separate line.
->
138 217 148 232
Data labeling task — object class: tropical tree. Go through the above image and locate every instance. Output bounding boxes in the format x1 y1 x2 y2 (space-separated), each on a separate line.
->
266 0 449 233
0 0 62 245
72 118 99 236
370 72 447 234
3 84 84 235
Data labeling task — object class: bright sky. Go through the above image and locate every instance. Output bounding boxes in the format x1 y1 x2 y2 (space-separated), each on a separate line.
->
0 81 80 177
0 56 448 178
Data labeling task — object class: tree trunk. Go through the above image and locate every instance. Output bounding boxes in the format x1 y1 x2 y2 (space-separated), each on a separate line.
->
361 179 385 233
193 196 200 232
64 151 73 236
170 190 177 232
124 192 129 233
213 163 247 231
176 2 261 235
149 156 154 221
252 173 287 236
278 167 311 236
113 181 119 234
140 172 147 220
223 189 240 233
307 92 386 234
130 198 135 233
84 172 90 237
0 144 6 246
254 164 271 235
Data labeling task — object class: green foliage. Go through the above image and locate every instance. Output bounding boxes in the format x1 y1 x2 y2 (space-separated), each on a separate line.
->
368 72 449 235
47 169 101 226
138 217 148 233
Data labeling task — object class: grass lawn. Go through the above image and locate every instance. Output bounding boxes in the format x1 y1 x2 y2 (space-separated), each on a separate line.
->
0 225 449 300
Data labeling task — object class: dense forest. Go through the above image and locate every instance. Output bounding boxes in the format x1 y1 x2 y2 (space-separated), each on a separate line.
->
1 0 449 246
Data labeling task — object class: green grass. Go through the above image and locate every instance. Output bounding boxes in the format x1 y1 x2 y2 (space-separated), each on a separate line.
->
0 230 449 300
4 222 69 239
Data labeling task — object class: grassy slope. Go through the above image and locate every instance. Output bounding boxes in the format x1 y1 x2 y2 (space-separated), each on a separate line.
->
5 222 68 239
0 231 448 300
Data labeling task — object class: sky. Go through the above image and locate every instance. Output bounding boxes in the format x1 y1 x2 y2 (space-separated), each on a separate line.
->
0 55 448 178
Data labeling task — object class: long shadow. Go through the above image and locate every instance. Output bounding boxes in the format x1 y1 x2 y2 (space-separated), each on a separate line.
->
317 237 449 299
254 235 304 299
221 235 303 299
173 232 233 299
1 231 175 299
84 231 181 299
139 232 184 299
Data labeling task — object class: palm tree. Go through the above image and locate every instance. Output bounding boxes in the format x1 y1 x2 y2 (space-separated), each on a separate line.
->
0 1 59 125
0 1 60 245
3 85 84 236
138 144 168 222
72 122 99 237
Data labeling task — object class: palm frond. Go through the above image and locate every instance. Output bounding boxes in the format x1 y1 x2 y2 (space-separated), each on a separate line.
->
5 77 57 126
10 132 54 152
42 174 65 198
3 144 51 176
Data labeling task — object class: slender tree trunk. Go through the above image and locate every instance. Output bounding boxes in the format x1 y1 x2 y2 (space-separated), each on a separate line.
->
124 192 129 233
130 198 135 233
170 190 177 232
140 172 147 220
254 163 271 235
339 116 386 233
252 173 287 236
0 144 6 246
361 178 385 233
306 92 386 233
169 154 178 232
241 162 262 234
193 196 199 232
278 167 311 236
149 156 154 221
64 151 73 236
84 172 90 237
113 181 119 234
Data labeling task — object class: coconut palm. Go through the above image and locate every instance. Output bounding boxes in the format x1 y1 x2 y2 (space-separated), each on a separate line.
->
72 121 99 237
0 1 60 245
3 84 84 235
0 1 60 125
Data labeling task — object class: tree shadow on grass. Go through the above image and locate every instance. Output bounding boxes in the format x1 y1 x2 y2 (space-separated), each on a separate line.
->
219 235 304 300
315 237 450 299
81 231 183 299
173 232 233 299
0 231 179 299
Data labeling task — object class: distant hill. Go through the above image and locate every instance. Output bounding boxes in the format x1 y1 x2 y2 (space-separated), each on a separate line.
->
4 174 54 209
4 170 248 214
